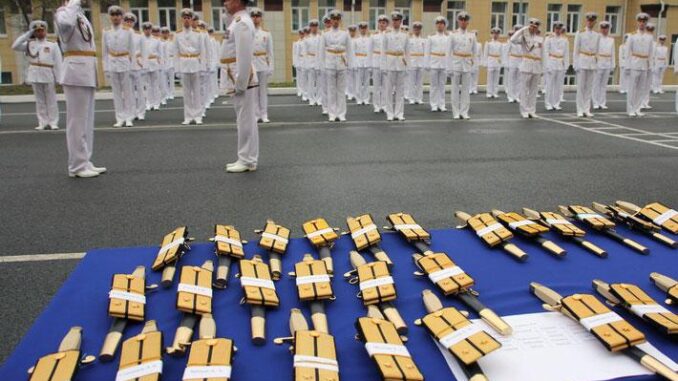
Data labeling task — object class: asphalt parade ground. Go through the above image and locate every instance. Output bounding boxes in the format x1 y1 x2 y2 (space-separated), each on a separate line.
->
0 90 677 361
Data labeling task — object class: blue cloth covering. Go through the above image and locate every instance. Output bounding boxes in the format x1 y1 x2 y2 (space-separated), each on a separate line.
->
1 225 676 380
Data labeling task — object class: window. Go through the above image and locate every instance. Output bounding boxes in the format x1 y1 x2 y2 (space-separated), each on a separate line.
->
566 4 581 33
490 2 506 33
547 4 561 32
447 1 465 30
1 72 12 84
605 6 621 35
0 8 5 35
182 0 203 12
156 0 176 31
394 0 411 26
511 2 527 27
292 0 309 32
318 0 335 19
369 0 386 30
130 0 149 30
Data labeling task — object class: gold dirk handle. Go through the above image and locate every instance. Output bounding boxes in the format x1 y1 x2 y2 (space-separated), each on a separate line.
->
214 255 232 289
372 250 393 266
99 319 127 362
470 375 489 381
310 301 328 334
503 243 529 261
58 327 83 352
479 308 513 336
580 240 607 257
166 314 198 356
251 305 266 345
161 265 176 288
652 232 678 248
623 238 650 254
269 252 282 280
541 240 567 257
641 354 678 381
381 302 408 335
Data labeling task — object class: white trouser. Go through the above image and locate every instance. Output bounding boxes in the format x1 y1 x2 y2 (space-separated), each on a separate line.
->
619 68 627 93
181 72 202 121
592 69 610 108
320 70 328 112
651 67 666 93
326 69 347 119
544 70 565 108
200 71 210 110
166 69 175 99
576 69 595 114
295 67 303 96
356 67 371 103
627 69 650 114
641 69 652 107
232 88 259 166
32 82 59 127
450 71 471 118
520 72 540 115
407 68 424 103
372 68 384 111
470 68 479 93
385 70 406 119
486 68 500 97
306 69 320 104
508 67 522 101
63 85 95 174
346 68 355 98
109 71 133 123
429 68 447 109
132 71 146 118
158 70 168 103
255 70 270 120
145 71 161 108
675 88 678 113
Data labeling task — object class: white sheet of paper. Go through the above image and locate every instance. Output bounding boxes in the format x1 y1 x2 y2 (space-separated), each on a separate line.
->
440 312 678 381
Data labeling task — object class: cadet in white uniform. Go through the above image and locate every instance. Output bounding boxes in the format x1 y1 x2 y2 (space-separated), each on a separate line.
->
223 0 259 173
346 25 358 101
543 21 568 110
626 13 654 117
406 22 426 105
319 16 332 115
427 16 449 112
573 12 600 117
305 21 321 106
293 29 305 97
175 9 206 125
142 23 163 111
12 20 62 130
483 27 503 99
510 18 544 119
506 24 523 103
353 22 371 105
449 12 477 120
618 34 629 94
382 11 408 121
640 23 656 110
592 21 615 110
470 31 481 94
208 28 220 105
371 15 388 113
651 35 668 94
56 0 106 178
102 6 134 127
123 13 146 121
161 27 176 102
250 8 274 123
319 9 351 122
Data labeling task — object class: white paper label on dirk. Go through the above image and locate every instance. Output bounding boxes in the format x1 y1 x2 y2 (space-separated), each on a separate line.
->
359 276 394 291
508 220 534 229
428 266 465 283
159 238 185 254
365 343 412 358
116 360 163 381
653 209 678 225
240 276 276 290
177 283 213 298
307 228 334 239
261 232 289 244
545 218 570 226
351 224 378 239
475 223 503 236
393 223 423 231
296 274 331 286
580 312 623 331
576 213 603 221
109 290 146 305
213 235 243 248
438 324 482 348
293 355 339 372
183 365 232 379
629 304 671 317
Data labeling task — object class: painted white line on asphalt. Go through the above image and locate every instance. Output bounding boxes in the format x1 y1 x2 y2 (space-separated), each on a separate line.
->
579 117 678 140
0 252 86 263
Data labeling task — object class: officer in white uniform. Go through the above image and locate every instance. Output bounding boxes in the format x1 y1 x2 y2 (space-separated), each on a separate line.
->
640 23 656 110
543 21 568 110
123 13 146 121
304 21 321 106
223 0 259 173
626 13 654 117
427 16 449 112
406 22 426 105
208 28 220 105
141 22 162 111
505 24 523 103
651 35 668 94
346 25 358 101
353 22 371 105
194 18 212 116
470 31 481 94
618 34 629 94
449 11 477 120
573 12 600 117
319 16 332 115
510 18 544 119
483 27 503 99
56 0 106 178
101 6 134 127
175 9 206 125
592 21 615 110
293 29 305 97
319 9 351 122
250 8 274 123
382 11 408 121
12 20 62 130
371 15 388 113
161 27 176 101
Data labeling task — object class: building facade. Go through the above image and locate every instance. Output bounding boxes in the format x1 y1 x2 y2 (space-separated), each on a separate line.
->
0 0 676 87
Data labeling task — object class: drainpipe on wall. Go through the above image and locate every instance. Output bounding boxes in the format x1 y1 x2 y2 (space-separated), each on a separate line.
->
657 0 665 36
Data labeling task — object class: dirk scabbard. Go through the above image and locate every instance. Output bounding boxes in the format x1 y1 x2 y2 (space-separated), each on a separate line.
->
651 272 678 305
617 200 678 235
593 203 677 249
117 321 163 381
492 209 566 258
256 219 291 280
211 224 246 288
275 308 340 381
239 255 280 345
347 214 393 265
152 226 192 287
183 314 237 381
290 253 334 334
303 218 339 274
455 211 528 261
388 212 512 336
28 327 95 381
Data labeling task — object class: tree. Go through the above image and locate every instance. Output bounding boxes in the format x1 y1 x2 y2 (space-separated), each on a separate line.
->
0 0 63 30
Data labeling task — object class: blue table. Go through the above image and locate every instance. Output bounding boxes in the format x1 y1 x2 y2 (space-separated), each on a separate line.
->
2 226 676 380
